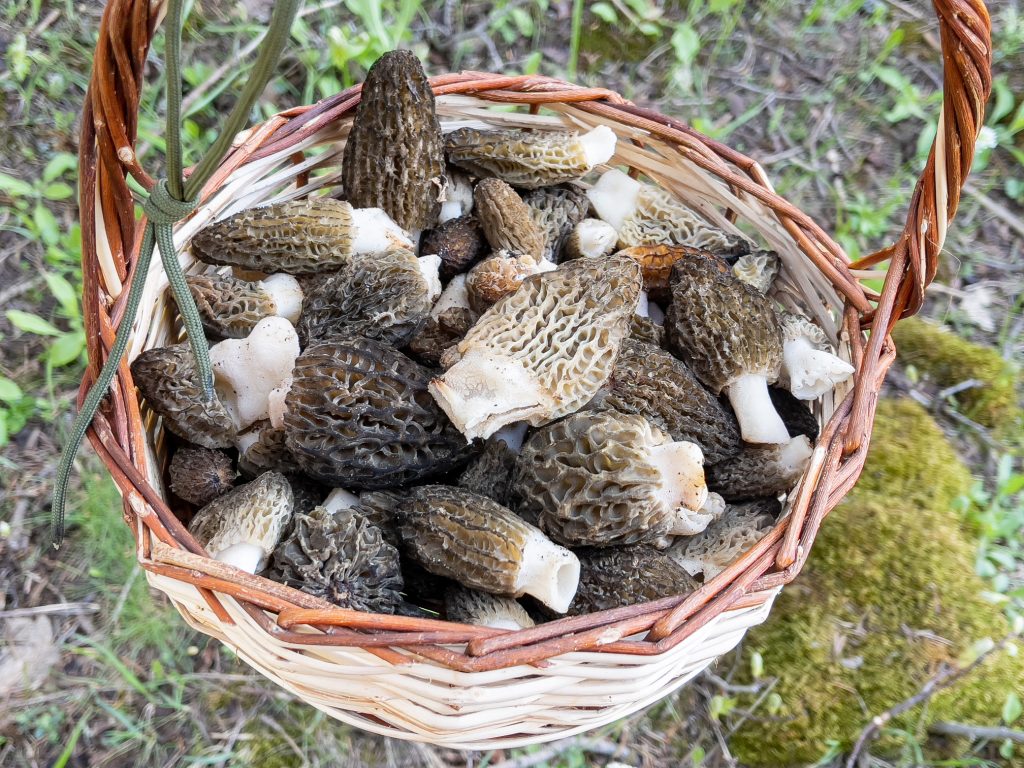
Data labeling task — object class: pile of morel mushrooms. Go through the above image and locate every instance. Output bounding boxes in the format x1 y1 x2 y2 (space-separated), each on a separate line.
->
136 51 854 626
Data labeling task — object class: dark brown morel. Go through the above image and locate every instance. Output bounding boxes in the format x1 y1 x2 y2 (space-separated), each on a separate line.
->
706 436 813 501
769 386 820 441
628 314 665 347
283 336 474 489
169 447 237 507
297 247 432 346
457 437 518 506
522 185 589 263
341 50 445 231
601 339 741 465
420 215 489 281
568 546 699 615
269 506 404 614
404 307 474 367
665 251 788 444
236 421 293 477
395 485 580 613
131 344 235 449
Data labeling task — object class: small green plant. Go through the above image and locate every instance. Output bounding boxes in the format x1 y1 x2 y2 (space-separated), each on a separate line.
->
323 0 424 88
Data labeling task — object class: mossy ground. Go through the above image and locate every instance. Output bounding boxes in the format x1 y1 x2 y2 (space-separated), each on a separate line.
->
892 318 1021 433
729 399 1024 766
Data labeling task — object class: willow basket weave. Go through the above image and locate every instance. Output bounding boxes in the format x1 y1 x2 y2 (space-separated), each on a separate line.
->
78 0 993 749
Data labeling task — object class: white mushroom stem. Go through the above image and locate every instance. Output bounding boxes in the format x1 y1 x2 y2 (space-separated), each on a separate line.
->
647 300 665 325
493 422 529 454
210 317 300 431
351 207 414 253
418 254 443 304
322 487 360 514
431 274 472 317
235 428 261 457
727 373 791 444
778 435 814 479
648 439 709 526
258 273 303 323
636 290 651 319
586 169 641 231
577 124 617 168
513 529 580 613
439 174 475 223
215 542 265 574
267 378 291 429
569 218 618 259
484 616 531 631
782 337 855 400
429 349 557 441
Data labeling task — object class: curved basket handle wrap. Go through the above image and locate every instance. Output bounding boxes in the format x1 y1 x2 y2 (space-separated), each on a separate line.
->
845 0 992 453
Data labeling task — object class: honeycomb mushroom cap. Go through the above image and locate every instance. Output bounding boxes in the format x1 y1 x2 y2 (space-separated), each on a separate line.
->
457 437 519 506
420 215 489 281
131 344 235 449
465 252 538 313
474 178 546 262
706 436 813 501
341 50 444 231
602 339 741 465
733 250 781 294
568 546 699 615
297 247 432 346
168 447 237 507
188 471 293 573
522 184 589 263
405 307 475 367
665 251 788 444
616 244 712 304
395 485 580 613
283 336 475 489
191 197 356 274
513 410 708 547
236 421 293 476
430 254 642 440
627 314 665 347
444 584 535 630
668 498 781 578
268 505 404 614
445 125 617 189
184 273 278 340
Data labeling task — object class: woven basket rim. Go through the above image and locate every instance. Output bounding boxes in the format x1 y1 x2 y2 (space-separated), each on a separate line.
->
74 0 993 743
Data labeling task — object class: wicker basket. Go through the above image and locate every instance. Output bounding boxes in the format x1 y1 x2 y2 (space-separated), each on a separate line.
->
78 0 992 749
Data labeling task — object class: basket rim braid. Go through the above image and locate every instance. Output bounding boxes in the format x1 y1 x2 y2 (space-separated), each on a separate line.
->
77 0 992 747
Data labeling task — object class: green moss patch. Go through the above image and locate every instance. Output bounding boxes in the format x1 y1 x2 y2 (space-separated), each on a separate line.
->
729 399 1024 766
892 317 1021 430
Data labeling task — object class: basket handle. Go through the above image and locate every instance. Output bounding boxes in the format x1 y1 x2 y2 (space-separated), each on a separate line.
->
845 0 992 454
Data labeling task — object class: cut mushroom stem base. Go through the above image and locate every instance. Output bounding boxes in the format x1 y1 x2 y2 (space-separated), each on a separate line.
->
215 542 265 574
727 373 790 444
514 530 581 614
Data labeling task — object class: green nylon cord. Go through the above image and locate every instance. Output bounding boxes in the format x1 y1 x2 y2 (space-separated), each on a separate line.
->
51 0 303 548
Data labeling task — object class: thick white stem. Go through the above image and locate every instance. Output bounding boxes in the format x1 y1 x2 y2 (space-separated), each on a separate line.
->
322 487 360 514
215 542 265 574
493 422 528 454
431 274 471 317
727 373 790 444
568 218 618 259
586 169 640 232
778 435 813 477
782 338 855 400
439 174 474 223
351 207 414 254
635 290 650 318
514 529 580 614
259 273 303 323
429 349 557 441
267 377 292 429
577 125 617 168
647 300 665 325
417 254 443 303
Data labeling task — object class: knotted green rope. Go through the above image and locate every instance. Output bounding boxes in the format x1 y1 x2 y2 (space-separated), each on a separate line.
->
52 0 302 547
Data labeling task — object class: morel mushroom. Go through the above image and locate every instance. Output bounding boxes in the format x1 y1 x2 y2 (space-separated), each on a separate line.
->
706 436 813 501
168 447 237 507
191 197 412 274
616 243 708 304
268 505 404 614
457 437 518 506
628 314 665 347
669 498 781 579
474 178 546 262
131 344 235 449
395 485 580 613
769 386 820 441
341 50 444 231
445 125 617 189
568 546 699 615
430 254 642 440
587 169 749 255
405 308 474 367
563 218 618 261
522 185 589 262
732 250 781 294
235 421 292 476
599 339 741 465
209 316 300 432
465 252 551 313
283 336 474 489
297 247 433 346
439 171 475 222
444 584 535 630
665 252 790 444
513 411 709 547
188 471 293 574
779 313 855 400
420 215 488 281
185 272 303 339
